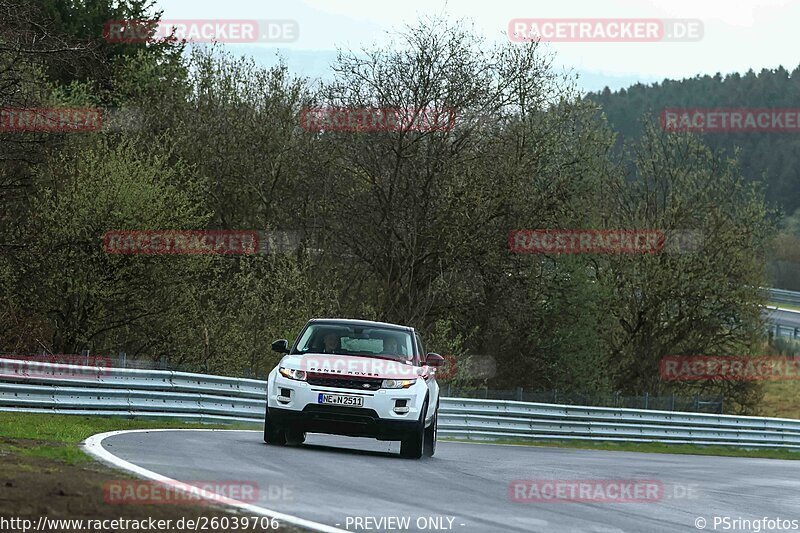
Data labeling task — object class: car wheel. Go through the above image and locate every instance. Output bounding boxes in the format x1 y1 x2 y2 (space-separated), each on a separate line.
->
263 407 286 445
285 428 306 446
423 408 437 457
400 400 427 459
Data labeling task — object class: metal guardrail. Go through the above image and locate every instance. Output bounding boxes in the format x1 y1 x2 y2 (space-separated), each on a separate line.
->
763 288 800 339
768 288 800 307
441 385 725 413
765 307 800 340
439 399 800 449
2 358 800 449
0 359 266 424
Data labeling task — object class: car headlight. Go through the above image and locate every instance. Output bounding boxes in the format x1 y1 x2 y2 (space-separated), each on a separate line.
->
279 367 307 381
381 378 416 389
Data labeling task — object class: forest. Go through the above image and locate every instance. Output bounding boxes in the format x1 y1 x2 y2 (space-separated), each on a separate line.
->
0 0 780 412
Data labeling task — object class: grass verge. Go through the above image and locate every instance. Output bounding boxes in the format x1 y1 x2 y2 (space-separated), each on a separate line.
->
0 413 300 532
0 412 257 464
759 379 800 420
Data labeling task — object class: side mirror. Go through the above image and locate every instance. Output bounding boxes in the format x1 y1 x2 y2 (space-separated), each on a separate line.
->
271 339 290 354
425 352 445 367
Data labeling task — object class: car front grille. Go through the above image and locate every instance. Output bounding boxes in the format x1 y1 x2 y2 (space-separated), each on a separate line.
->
302 405 380 424
307 374 383 391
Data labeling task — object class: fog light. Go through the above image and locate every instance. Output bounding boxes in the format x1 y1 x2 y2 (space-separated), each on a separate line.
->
393 399 409 414
277 388 291 403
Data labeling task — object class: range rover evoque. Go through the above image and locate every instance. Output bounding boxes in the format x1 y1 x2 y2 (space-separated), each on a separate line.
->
264 318 443 459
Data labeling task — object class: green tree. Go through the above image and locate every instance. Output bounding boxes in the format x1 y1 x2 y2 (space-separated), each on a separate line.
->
11 136 208 353
595 124 773 412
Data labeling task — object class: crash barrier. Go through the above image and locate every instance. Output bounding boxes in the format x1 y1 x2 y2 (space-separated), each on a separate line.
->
0 357 266 424
1 358 800 449
440 384 724 413
766 307 800 340
768 287 800 307
765 287 800 339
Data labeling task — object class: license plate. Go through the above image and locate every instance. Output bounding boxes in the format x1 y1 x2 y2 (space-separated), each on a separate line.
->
317 393 364 407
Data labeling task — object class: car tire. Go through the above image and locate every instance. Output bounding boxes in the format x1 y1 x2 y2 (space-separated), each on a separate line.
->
400 399 427 459
285 428 306 446
263 406 286 445
423 407 437 457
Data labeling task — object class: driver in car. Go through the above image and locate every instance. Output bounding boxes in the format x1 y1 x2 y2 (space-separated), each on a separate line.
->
383 337 401 356
322 332 340 353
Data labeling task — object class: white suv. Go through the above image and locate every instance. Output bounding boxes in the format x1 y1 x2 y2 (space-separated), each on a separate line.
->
264 318 443 459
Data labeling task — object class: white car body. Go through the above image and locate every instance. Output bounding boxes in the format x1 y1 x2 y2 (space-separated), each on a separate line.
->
264 318 441 458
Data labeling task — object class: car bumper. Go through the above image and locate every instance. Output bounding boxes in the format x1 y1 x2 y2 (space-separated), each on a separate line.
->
268 405 419 440
267 371 427 440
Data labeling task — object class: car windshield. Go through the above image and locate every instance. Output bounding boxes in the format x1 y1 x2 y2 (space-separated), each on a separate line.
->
293 323 414 361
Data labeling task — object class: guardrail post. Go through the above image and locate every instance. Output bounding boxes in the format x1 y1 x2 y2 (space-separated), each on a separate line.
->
644 391 649 409
670 394 675 411
119 351 126 369
515 387 523 401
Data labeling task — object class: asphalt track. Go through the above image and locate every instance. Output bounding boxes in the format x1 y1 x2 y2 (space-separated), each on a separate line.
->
97 430 800 533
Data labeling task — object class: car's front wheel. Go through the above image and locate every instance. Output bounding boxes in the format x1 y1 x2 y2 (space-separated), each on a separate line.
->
285 428 306 446
423 408 437 457
263 407 286 445
400 400 427 459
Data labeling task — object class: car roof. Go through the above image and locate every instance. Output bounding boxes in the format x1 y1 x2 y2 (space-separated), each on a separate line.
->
308 318 415 332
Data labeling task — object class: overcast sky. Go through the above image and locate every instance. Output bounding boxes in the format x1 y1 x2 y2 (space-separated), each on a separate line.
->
153 0 800 93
